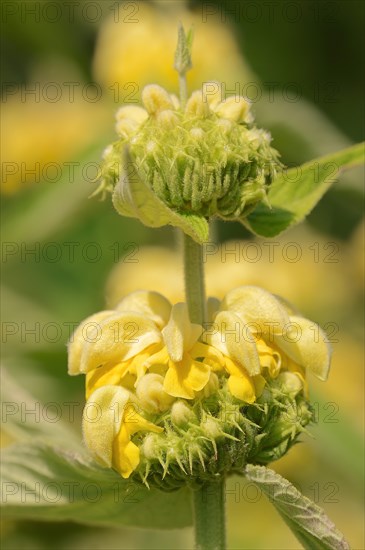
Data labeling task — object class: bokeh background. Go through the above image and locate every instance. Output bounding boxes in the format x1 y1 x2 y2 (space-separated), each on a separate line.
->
1 0 364 548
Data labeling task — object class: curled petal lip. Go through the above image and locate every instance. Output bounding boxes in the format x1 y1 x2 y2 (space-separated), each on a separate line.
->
205 309 261 376
220 285 291 336
68 310 115 375
115 289 172 329
79 311 162 374
162 302 203 362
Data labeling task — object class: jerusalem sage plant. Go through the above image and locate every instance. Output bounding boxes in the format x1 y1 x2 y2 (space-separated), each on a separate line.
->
2 25 364 550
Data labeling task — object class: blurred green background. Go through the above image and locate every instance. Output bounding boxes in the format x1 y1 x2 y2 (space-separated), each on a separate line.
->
1 0 364 548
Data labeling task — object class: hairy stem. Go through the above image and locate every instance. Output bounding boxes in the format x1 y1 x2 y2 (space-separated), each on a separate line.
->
193 480 226 550
183 233 226 549
179 51 225 548
183 234 206 325
178 72 188 108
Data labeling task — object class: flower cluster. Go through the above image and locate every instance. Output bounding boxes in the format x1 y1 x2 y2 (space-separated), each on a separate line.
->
98 83 281 239
68 286 330 487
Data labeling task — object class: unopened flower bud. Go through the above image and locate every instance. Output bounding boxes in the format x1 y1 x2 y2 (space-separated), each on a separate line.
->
156 109 179 128
276 372 303 396
136 373 175 413
98 82 281 241
116 105 148 124
141 433 160 460
171 401 197 427
185 91 210 118
214 96 250 123
142 84 174 115
198 372 219 398
203 416 222 439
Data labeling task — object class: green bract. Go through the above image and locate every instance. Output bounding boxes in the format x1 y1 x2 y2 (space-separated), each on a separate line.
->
138 375 312 490
97 83 281 242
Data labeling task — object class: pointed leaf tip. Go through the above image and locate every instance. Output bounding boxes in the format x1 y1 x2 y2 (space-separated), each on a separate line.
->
244 464 350 550
244 142 365 237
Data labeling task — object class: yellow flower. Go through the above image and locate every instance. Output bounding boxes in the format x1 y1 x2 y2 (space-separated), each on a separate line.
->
83 385 162 479
69 286 330 479
69 291 217 400
206 285 331 402
157 302 212 399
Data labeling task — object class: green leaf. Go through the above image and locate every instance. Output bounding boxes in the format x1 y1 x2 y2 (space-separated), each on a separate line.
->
244 464 349 550
244 142 365 237
175 212 209 243
0 368 82 448
1 442 192 529
112 148 209 243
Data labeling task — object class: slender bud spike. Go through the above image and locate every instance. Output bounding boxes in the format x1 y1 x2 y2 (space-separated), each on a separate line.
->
174 23 194 75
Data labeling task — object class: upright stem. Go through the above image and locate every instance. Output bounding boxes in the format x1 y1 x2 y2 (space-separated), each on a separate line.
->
193 480 226 550
183 233 226 550
178 45 225 549
179 72 188 108
183 234 206 325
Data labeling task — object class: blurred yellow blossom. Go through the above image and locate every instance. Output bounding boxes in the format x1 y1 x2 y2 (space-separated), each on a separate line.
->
1 76 109 194
105 227 352 320
93 1 254 97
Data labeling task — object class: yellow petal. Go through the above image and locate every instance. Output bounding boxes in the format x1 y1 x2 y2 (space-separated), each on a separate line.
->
259 353 281 378
206 310 261 376
116 372 137 392
223 355 243 377
67 311 114 375
191 341 225 371
228 374 256 403
86 361 131 399
256 338 282 377
126 343 163 384
253 374 266 397
162 303 202 362
112 405 163 478
163 356 210 399
82 385 129 467
80 312 162 374
112 423 140 479
115 290 171 329
274 315 331 381
274 295 300 316
220 286 290 339
123 404 163 437
145 345 170 368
